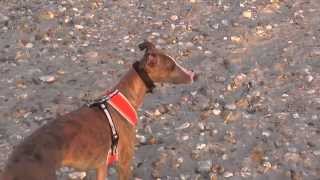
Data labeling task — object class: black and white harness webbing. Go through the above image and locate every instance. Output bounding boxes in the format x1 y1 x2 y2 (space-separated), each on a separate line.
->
87 90 119 156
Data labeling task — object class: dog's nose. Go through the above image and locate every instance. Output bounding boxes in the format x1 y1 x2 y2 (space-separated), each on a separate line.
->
193 73 198 81
190 70 198 82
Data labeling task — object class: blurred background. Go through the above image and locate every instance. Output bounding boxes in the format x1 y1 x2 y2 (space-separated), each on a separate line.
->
0 0 320 179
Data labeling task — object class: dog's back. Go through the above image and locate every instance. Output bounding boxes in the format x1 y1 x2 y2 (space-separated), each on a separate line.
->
1 120 64 180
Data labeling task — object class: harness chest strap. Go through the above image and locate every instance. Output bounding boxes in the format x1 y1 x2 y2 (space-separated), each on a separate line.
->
101 90 138 165
108 90 138 126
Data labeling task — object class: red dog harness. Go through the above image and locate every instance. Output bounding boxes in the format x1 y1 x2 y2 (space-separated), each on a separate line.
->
87 61 156 166
87 89 137 165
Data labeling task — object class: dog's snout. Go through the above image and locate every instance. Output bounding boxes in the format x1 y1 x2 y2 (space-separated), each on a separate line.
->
188 70 198 83
192 72 198 81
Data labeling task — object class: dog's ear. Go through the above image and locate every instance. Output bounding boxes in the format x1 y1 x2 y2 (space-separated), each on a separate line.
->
139 40 155 51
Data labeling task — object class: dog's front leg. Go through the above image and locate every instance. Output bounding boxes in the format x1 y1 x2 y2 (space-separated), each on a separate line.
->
117 146 134 180
117 159 132 180
96 163 107 180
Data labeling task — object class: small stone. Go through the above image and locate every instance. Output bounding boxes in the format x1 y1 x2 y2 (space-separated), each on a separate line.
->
315 98 320 104
212 164 224 174
154 109 162 116
242 10 252 19
68 172 86 179
222 154 228 160
223 111 237 123
170 15 178 21
204 50 212 55
230 36 241 43
176 122 191 130
313 150 320 156
190 0 196 3
196 160 212 173
156 38 166 44
306 75 314 82
231 73 247 90
221 19 229 26
311 48 320 56
225 104 236 110
282 93 289 97
211 23 219 29
182 135 189 141
256 26 267 37
265 24 273 30
262 131 271 137
223 171 233 178
311 115 318 120
263 161 272 171
85 51 99 59
191 91 197 96
75 24 84 29
171 24 176 30
39 75 56 83
210 174 218 180
307 90 315 94
57 69 65 75
179 174 189 180
185 42 194 48
196 143 206 150
158 105 169 114
117 60 124 65
136 134 147 144
198 122 205 131
292 113 300 119
151 32 160 37
240 167 251 177
213 109 221 115
0 13 9 23
177 157 184 164
46 11 55 19
212 129 218 134
39 11 55 20
25 43 34 48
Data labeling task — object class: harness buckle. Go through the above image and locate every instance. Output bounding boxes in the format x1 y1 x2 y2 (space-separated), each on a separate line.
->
111 133 119 154
86 96 109 107
86 90 119 107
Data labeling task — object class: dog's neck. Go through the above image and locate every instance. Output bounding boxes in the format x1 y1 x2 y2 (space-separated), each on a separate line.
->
114 68 148 110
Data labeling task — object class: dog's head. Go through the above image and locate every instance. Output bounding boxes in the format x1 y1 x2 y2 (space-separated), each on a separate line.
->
138 40 197 84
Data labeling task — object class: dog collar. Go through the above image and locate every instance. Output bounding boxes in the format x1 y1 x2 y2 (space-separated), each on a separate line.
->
133 61 156 93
